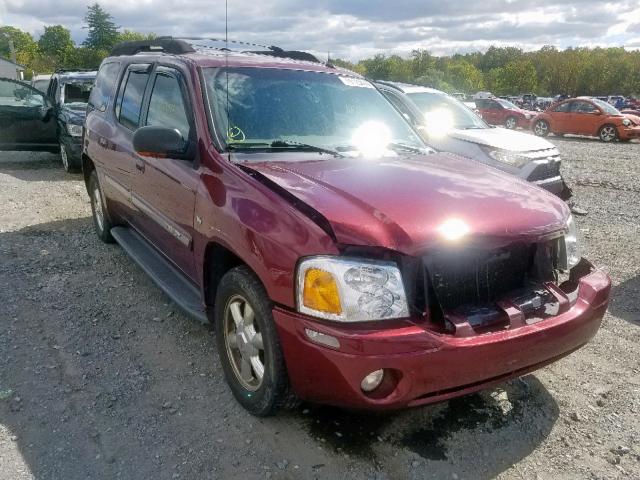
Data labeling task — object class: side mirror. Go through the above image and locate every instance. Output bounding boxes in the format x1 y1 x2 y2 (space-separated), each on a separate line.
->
133 126 192 160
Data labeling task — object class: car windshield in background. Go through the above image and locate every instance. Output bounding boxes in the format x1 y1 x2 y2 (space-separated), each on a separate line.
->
63 81 94 108
590 98 621 115
203 67 427 158
405 91 487 130
496 98 519 110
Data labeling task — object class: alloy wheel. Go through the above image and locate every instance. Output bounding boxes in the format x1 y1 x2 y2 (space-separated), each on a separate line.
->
60 144 69 171
92 185 104 232
505 117 516 129
534 121 548 136
224 294 265 391
600 126 616 142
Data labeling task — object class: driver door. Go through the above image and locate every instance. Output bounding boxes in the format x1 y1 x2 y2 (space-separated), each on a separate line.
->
0 78 57 151
570 101 602 136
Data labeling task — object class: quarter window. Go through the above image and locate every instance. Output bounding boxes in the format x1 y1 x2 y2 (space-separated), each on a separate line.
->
116 70 150 130
146 73 191 139
88 62 121 112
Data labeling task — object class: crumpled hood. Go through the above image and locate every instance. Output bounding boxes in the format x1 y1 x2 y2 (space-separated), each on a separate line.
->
448 127 556 152
242 153 569 255
59 105 87 125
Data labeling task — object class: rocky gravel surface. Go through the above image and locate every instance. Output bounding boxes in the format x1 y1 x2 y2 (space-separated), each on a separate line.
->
0 140 638 480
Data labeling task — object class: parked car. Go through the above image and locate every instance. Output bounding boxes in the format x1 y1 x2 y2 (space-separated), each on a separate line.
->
621 108 640 117
30 74 52 93
82 38 610 416
375 82 567 197
532 97 640 142
473 91 493 99
475 97 537 129
45 70 97 172
0 76 58 153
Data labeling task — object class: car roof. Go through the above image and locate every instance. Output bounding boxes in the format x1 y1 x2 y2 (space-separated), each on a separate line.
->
53 71 97 82
375 80 445 95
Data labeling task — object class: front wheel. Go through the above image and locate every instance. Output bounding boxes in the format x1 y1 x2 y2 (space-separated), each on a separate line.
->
215 266 298 416
505 116 517 129
88 170 114 243
533 119 550 137
60 143 79 173
598 124 618 142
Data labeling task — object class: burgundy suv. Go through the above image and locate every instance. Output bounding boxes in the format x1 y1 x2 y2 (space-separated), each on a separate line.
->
83 38 611 416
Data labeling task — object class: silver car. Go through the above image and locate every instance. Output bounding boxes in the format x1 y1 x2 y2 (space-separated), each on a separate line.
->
376 81 565 198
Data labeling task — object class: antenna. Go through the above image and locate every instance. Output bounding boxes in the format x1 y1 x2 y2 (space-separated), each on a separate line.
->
225 0 230 161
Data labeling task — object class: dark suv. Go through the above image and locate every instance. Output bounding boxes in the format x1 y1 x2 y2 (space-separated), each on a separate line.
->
83 38 611 416
46 70 97 172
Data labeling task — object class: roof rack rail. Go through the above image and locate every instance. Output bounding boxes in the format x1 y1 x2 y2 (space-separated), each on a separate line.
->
53 68 97 73
110 37 195 57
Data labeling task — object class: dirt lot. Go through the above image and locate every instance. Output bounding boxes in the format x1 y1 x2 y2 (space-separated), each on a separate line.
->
0 138 639 480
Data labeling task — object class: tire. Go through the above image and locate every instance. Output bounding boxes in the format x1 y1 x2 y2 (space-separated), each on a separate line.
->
60 143 79 173
505 116 517 129
215 266 298 416
88 170 114 243
533 119 550 137
598 124 618 142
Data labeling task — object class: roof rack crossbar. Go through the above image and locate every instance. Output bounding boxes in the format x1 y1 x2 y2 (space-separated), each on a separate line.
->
110 37 196 57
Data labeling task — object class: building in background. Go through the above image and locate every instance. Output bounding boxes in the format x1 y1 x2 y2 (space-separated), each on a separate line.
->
0 57 25 80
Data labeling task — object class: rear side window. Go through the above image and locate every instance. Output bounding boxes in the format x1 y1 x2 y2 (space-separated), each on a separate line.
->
146 73 191 139
554 102 571 113
88 62 121 112
116 70 150 130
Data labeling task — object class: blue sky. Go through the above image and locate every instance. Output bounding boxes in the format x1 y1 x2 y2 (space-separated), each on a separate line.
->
2 0 640 59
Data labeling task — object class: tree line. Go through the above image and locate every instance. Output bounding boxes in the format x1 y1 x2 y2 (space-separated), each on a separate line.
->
0 3 154 78
1 3 639 97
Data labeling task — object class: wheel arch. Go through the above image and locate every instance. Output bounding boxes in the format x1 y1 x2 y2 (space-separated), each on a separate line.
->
82 153 95 193
203 241 252 316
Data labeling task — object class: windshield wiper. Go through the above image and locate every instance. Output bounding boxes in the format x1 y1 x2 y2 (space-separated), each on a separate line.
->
387 142 429 154
227 140 343 157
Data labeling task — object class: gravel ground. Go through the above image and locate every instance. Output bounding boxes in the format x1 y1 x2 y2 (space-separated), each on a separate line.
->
0 139 638 480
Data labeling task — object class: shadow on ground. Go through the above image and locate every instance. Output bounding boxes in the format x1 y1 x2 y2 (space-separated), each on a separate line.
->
0 217 559 480
608 275 640 325
0 151 80 182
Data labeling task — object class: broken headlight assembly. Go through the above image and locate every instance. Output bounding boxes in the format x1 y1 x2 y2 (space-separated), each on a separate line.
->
66 124 83 137
479 146 530 168
563 214 581 270
296 257 409 322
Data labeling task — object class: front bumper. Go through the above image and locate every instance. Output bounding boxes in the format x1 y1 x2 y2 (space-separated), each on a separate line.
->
274 264 610 410
517 117 534 129
618 126 640 140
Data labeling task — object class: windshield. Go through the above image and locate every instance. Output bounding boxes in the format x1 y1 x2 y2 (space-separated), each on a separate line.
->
590 98 621 115
203 67 426 157
496 98 519 110
62 81 94 107
406 91 487 130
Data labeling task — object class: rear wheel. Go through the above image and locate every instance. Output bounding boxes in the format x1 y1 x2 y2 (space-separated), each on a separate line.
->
215 266 298 416
505 116 517 129
598 124 618 142
89 170 114 243
533 119 550 137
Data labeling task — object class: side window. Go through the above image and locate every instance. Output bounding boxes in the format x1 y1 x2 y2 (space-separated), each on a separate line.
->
88 62 121 112
145 72 191 139
116 69 150 130
0 78 43 106
572 101 598 114
554 102 571 113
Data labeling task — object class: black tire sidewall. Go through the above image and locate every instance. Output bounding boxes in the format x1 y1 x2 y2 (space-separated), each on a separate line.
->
88 171 114 243
214 267 287 416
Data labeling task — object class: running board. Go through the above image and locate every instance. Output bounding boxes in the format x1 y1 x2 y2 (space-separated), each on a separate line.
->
110 226 208 324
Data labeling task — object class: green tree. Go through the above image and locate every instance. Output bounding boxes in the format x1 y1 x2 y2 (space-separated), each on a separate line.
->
38 25 75 69
0 26 39 69
83 3 120 51
117 30 156 43
445 61 484 93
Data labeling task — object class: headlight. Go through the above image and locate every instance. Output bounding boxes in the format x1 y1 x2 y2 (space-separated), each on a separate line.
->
296 257 409 322
66 124 83 137
622 118 631 127
480 147 530 168
563 215 581 270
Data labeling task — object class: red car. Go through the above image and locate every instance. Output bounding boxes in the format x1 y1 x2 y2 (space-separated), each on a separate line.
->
533 98 640 142
475 97 537 129
76 38 610 415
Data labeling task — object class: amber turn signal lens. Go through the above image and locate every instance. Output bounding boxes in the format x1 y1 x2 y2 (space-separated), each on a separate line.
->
302 268 342 314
